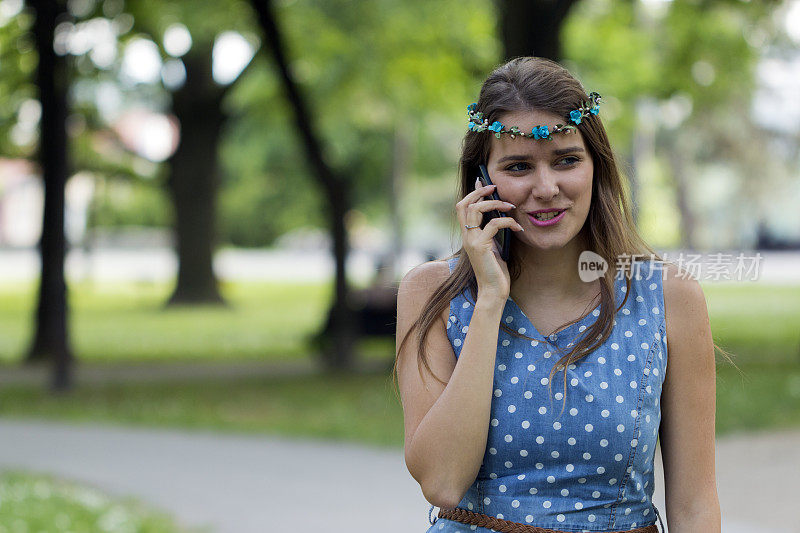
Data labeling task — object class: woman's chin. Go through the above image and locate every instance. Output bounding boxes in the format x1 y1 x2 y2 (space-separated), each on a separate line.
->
514 230 578 251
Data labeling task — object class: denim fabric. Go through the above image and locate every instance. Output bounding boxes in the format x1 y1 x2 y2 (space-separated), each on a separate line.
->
425 256 667 533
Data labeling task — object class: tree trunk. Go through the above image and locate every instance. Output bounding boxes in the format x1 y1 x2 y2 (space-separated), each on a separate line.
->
629 98 657 228
498 0 579 61
25 0 74 392
249 0 357 371
165 45 226 306
666 138 697 249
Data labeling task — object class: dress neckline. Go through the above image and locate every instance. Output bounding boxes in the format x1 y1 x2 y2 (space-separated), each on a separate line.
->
446 255 622 343
505 280 612 343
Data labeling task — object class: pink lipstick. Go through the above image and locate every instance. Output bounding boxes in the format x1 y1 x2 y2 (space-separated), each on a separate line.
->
527 209 567 227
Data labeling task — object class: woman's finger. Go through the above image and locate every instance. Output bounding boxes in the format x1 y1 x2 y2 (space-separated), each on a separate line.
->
466 200 516 214
457 184 496 210
482 216 524 236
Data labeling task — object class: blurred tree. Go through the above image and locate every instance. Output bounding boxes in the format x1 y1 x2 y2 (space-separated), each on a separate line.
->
564 0 782 249
163 41 227 305
242 0 498 369
2 0 247 305
248 0 357 370
5 0 494 253
24 0 74 391
652 0 781 249
117 0 259 305
3 0 495 371
498 0 580 61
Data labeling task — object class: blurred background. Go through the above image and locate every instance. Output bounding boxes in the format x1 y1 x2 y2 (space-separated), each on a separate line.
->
0 0 799 531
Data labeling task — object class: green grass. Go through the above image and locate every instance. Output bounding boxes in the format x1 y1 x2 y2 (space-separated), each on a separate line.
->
0 362 798 447
716 362 800 435
704 283 800 365
0 280 333 364
0 471 198 533
0 371 406 448
0 281 798 445
0 362 798 448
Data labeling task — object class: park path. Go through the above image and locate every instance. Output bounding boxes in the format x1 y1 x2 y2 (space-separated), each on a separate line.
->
1 419 798 532
2 248 800 284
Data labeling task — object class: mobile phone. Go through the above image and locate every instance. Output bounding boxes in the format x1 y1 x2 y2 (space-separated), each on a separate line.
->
478 164 511 263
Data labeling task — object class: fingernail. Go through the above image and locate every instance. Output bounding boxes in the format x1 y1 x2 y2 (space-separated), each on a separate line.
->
506 202 516 208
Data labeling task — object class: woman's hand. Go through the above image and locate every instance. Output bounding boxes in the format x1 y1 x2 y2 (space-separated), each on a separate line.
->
456 178 524 300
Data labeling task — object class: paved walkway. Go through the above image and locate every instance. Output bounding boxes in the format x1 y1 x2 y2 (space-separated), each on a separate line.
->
0 419 797 532
1 248 799 284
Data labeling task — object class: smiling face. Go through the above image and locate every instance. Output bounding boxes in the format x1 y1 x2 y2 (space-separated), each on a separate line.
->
486 108 594 251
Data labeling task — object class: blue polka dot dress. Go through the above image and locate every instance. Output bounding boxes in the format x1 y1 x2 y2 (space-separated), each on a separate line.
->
426 256 667 533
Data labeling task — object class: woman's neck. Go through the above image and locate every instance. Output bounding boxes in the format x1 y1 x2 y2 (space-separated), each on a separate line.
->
510 233 596 304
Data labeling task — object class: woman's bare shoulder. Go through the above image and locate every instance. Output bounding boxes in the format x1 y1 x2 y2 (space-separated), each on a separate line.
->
661 261 706 305
660 261 709 341
400 259 453 289
398 259 454 321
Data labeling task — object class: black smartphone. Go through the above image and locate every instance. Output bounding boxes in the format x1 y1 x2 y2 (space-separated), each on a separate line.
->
478 164 511 263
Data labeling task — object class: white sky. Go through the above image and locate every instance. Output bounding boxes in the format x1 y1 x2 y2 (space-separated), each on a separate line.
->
752 0 800 134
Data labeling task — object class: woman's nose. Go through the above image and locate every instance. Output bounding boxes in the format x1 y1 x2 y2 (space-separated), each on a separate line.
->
530 174 560 201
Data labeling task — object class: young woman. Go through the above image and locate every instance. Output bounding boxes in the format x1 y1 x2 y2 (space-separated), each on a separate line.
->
394 57 721 532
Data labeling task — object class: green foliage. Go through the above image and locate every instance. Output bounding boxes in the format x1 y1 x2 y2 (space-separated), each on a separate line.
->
0 5 37 158
122 0 257 47
218 166 326 247
90 177 171 229
564 0 773 147
0 0 787 247
0 0 499 246
563 0 784 248
563 1 659 146
218 0 499 245
218 61 328 246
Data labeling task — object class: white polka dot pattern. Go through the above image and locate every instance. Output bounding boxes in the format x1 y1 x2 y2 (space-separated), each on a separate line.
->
432 257 667 532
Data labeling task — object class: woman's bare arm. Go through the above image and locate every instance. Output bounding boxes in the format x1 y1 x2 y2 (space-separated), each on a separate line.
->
660 263 721 532
396 260 505 509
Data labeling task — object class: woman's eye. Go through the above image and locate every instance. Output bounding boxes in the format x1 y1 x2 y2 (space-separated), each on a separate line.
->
506 158 579 172
506 162 530 172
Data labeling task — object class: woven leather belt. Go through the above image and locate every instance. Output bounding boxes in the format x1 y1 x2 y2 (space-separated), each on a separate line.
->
437 507 660 533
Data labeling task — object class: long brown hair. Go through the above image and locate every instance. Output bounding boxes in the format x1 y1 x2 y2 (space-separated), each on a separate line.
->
393 56 734 415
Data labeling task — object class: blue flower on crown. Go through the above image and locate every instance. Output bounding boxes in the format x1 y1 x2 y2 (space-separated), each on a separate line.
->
570 110 583 124
467 103 478 112
590 106 599 115
531 125 548 139
467 121 476 130
489 121 503 133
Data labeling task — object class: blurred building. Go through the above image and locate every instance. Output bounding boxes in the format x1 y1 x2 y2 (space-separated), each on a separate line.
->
0 157 94 248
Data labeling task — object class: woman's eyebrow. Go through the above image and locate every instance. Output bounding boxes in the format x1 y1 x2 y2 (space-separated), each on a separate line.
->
552 146 585 155
496 146 585 164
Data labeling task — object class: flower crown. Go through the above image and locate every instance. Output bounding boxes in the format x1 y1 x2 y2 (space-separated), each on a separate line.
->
467 91 602 140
